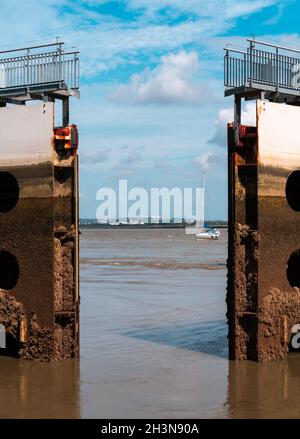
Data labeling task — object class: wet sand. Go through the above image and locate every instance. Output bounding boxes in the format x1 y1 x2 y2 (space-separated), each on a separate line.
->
0 228 300 418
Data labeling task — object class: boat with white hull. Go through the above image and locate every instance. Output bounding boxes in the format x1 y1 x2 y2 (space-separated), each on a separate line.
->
196 227 220 240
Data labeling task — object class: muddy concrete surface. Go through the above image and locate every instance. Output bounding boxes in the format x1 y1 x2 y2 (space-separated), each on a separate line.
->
0 160 79 360
227 117 300 362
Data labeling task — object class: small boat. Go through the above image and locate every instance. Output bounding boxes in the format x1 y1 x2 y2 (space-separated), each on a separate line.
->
196 227 220 240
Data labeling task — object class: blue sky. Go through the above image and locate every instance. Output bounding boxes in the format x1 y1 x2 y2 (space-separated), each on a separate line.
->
1 0 299 219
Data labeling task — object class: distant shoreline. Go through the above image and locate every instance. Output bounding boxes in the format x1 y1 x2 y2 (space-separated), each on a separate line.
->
80 222 228 230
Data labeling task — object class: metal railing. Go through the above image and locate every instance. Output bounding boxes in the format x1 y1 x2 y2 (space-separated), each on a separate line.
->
224 39 300 92
0 41 79 91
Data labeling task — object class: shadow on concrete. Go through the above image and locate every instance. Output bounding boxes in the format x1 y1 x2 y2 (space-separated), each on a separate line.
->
123 319 228 359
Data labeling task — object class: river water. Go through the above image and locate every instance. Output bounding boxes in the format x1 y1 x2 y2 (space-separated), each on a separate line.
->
1 228 300 418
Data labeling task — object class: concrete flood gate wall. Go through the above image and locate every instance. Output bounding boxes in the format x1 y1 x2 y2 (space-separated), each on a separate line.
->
227 99 300 361
0 102 79 360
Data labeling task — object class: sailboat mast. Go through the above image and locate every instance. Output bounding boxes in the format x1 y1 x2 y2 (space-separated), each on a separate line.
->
202 172 205 227
196 172 205 228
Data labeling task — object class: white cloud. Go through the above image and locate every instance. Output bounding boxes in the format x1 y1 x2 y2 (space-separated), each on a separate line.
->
111 148 145 178
127 0 283 19
0 1 282 72
118 148 144 165
194 151 216 171
0 0 289 78
209 102 256 147
81 147 109 165
0 3 218 77
70 20 225 76
110 51 208 104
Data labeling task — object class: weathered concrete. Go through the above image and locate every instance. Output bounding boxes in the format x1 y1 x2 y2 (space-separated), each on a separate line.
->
227 100 300 362
0 103 79 360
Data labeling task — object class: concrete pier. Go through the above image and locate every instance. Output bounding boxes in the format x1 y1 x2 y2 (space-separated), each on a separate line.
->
227 100 300 361
0 103 79 360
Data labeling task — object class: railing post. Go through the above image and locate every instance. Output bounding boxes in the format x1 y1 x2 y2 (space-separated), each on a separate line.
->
243 52 246 86
74 54 76 89
249 40 255 87
76 54 80 89
58 43 63 86
26 49 30 93
275 46 279 91
224 49 229 86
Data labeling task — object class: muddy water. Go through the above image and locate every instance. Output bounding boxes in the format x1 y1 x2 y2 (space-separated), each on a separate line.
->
0 228 300 418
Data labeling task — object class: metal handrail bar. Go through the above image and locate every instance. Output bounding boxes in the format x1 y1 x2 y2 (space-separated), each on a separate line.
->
246 38 300 55
0 41 64 55
224 47 247 55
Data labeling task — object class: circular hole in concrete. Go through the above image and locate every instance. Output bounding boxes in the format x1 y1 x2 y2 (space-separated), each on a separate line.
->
0 172 19 213
0 251 19 290
286 170 300 211
287 250 300 287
